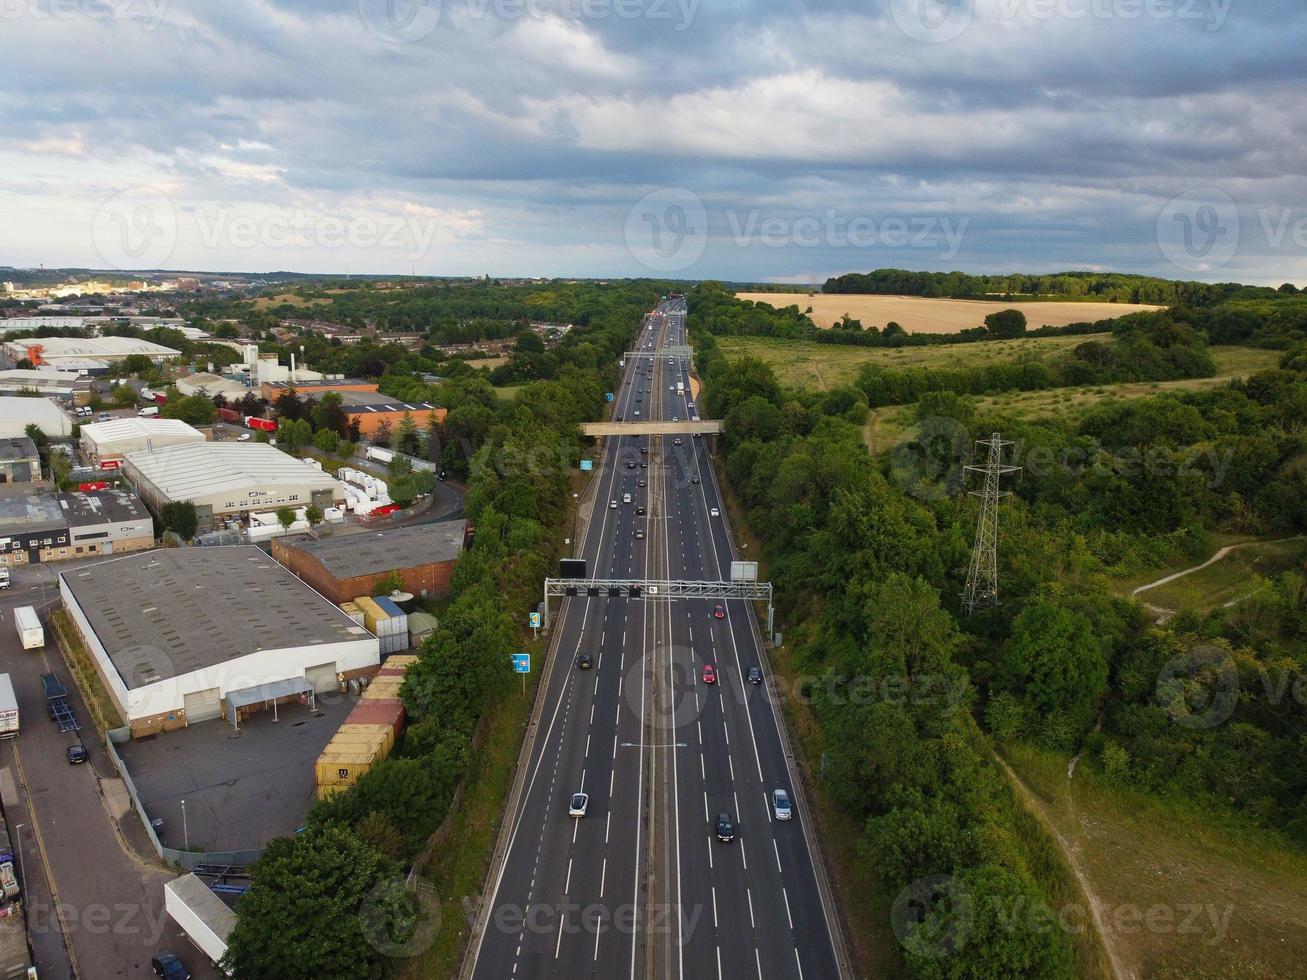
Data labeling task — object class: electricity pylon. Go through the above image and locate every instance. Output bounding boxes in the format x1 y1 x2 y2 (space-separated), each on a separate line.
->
961 433 1019 615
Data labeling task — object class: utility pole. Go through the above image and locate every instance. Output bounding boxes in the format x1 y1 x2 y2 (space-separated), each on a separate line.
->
961 432 1019 615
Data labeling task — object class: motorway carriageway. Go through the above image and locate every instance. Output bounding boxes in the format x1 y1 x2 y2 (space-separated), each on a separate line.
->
467 300 843 980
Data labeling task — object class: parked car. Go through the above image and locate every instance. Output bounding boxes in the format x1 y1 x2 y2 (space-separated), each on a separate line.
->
66 744 88 765
151 953 191 980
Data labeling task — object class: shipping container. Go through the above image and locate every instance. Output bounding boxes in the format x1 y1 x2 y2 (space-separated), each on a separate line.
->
363 678 404 702
338 601 366 627
407 613 438 648
314 749 378 792
384 654 421 668
378 633 407 655
77 481 109 492
338 722 396 756
243 416 277 432
354 596 389 635
346 697 405 739
326 731 388 761
217 407 241 423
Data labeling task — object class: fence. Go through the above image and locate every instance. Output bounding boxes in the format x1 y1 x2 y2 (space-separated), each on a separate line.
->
105 727 264 871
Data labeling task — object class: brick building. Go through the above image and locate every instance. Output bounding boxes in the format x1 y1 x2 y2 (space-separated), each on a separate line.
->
271 520 466 604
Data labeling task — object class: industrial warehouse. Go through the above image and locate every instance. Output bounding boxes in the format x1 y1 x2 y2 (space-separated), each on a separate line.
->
121 441 346 529
1 335 180 372
0 487 154 566
270 519 468 604
59 547 380 735
79 417 207 468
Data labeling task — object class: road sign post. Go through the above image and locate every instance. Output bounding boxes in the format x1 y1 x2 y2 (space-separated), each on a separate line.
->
511 653 530 697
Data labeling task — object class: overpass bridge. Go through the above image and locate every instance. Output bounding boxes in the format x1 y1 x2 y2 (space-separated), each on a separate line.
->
581 419 723 437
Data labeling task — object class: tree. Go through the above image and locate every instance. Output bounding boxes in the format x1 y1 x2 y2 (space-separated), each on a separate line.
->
279 418 312 452
425 413 443 465
275 506 297 534
23 423 47 449
314 428 341 455
347 417 362 443
160 501 198 540
304 504 324 528
374 571 404 596
161 394 217 426
984 308 1027 339
311 392 348 438
372 419 393 448
220 824 399 980
396 411 420 456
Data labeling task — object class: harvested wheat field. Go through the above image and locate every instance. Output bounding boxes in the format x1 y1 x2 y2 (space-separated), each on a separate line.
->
735 292 1165 334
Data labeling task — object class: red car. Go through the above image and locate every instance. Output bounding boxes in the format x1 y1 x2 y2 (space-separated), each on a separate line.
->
712 604 725 620
702 664 717 684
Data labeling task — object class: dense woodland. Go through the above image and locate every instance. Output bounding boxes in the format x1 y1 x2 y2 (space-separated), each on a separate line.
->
821 268 1299 306
691 285 1307 977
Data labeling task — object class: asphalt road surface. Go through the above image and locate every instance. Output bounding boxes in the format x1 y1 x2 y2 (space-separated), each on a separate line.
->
466 300 845 979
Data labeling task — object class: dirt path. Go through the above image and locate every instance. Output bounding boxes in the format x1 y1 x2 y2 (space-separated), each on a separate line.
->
1129 538 1300 621
993 753 1131 980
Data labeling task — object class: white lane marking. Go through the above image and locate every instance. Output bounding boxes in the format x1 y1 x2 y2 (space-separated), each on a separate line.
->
783 887 794 929
774 838 783 873
747 888 756 929
600 857 607 897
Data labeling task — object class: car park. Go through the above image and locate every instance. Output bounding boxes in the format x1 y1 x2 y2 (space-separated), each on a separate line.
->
702 663 717 684
715 811 735 842
569 792 589 817
772 789 792 821
747 665 763 685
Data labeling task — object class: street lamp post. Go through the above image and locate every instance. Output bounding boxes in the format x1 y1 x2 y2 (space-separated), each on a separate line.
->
181 799 188 851
13 824 26 893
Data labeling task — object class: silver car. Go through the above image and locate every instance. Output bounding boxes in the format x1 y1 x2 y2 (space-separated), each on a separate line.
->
772 789 792 821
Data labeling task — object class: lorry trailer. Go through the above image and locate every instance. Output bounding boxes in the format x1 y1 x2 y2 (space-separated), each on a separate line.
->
14 606 42 650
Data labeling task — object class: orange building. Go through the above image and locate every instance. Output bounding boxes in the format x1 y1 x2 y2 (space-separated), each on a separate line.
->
344 402 447 437
260 378 379 401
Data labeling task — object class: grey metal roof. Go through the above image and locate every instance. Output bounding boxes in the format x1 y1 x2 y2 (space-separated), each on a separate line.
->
123 442 344 502
0 437 38 463
285 520 465 579
61 547 372 689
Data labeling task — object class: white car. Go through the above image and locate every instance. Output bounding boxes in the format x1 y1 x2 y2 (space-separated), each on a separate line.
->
569 792 589 818
609 499 618 509
236 432 251 441
772 789 792 821
623 493 631 504
710 507 720 517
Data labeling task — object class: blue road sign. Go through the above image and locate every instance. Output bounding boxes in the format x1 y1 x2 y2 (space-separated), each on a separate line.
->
511 653 531 673
529 612 542 629
605 392 615 402
580 459 593 472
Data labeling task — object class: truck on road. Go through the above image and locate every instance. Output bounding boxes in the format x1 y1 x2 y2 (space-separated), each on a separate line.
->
14 606 42 650
0 675 18 739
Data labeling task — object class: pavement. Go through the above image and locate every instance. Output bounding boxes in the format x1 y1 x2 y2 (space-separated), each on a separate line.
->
116 694 355 853
464 302 850 979
0 587 220 980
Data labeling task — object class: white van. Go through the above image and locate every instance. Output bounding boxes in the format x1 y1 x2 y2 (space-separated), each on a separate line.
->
138 406 159 417
622 493 632 505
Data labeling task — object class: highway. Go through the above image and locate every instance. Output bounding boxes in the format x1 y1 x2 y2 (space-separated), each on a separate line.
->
466 299 846 979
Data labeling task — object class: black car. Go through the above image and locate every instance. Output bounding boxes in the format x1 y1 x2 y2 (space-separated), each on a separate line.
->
636 505 646 515
151 953 191 980
691 475 700 484
626 460 636 469
716 811 735 843
746 666 763 685
577 653 593 670
66 744 88 764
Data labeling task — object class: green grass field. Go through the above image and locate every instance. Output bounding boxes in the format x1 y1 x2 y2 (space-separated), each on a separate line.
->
714 333 1099 390
1129 537 1307 614
1003 744 1307 980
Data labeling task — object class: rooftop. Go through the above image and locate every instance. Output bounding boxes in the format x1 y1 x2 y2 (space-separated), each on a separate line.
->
264 378 374 391
80 417 205 448
0 488 63 535
0 437 39 463
284 519 466 579
0 487 152 534
4 336 180 359
341 400 440 415
60 547 372 687
123 442 344 501
0 397 72 438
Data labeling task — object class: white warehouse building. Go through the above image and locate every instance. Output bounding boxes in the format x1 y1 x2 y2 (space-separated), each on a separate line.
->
121 442 347 530
79 417 206 467
60 548 380 735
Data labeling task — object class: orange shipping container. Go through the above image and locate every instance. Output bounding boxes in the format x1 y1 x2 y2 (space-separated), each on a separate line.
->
346 698 406 738
315 749 377 790
327 732 389 762
339 722 395 755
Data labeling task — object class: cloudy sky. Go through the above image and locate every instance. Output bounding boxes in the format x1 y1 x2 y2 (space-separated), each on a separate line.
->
1 0 1304 284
